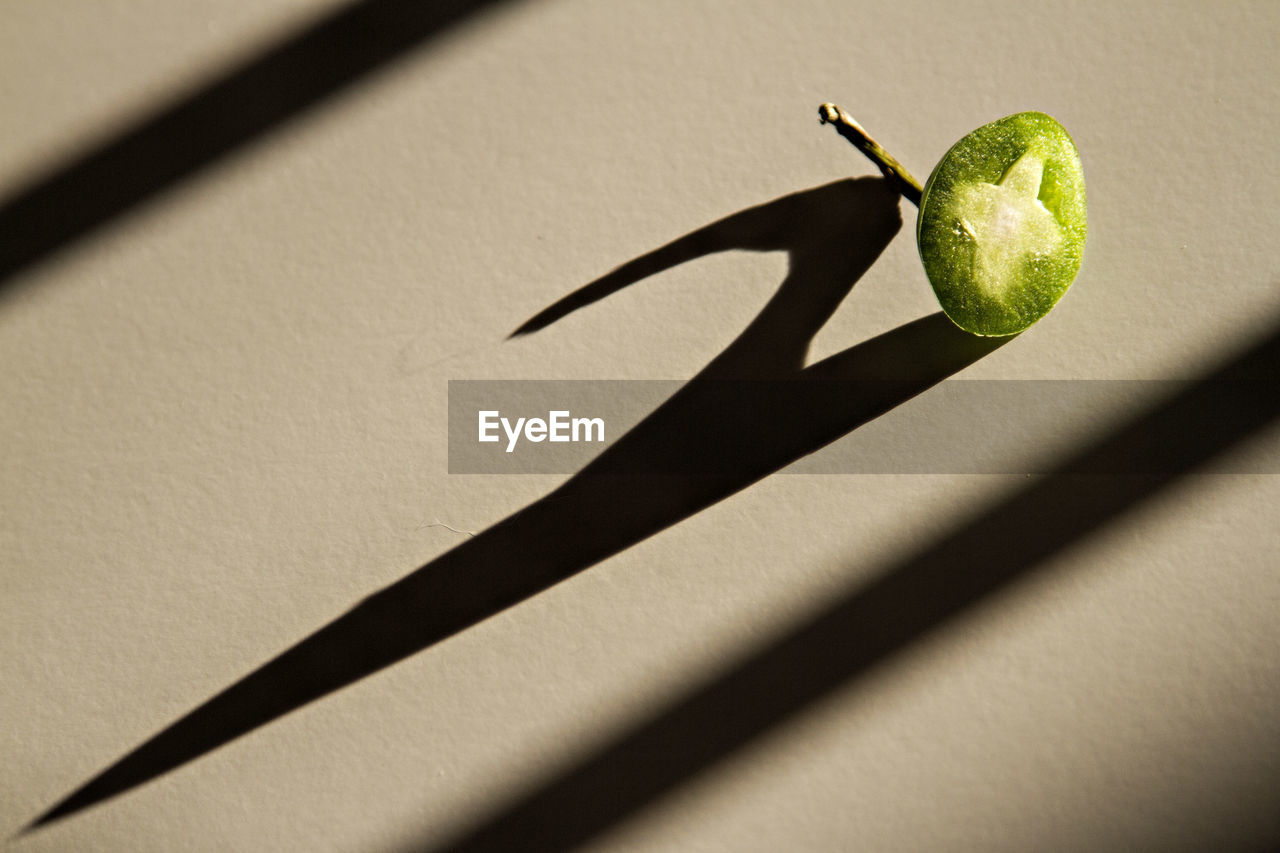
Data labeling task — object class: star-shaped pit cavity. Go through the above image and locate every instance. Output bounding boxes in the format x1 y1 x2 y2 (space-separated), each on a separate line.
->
948 150 1064 299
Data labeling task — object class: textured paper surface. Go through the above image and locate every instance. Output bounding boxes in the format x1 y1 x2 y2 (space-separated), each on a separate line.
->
3 1 1278 850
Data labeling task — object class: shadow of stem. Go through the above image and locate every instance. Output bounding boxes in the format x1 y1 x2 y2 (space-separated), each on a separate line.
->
31 177 1015 832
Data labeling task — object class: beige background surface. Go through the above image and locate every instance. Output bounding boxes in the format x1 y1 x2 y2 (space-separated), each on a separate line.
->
3 1 1278 850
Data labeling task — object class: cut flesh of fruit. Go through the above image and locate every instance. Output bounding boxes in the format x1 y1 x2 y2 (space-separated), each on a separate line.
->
950 152 1062 299
917 112 1087 336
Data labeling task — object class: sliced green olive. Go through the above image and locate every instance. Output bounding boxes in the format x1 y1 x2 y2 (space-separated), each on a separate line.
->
917 112 1087 336
820 105 1087 337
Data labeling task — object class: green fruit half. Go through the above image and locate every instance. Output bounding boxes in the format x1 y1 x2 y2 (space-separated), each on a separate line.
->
917 112 1087 336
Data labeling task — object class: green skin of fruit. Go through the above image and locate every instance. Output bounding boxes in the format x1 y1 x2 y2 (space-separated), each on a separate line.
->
917 112 1087 336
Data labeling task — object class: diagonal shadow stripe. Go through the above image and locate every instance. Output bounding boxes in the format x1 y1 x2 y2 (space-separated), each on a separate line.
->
0 0 516 291
414 320 1280 853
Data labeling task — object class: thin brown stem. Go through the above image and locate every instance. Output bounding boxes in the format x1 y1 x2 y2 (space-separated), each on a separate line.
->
819 103 923 207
